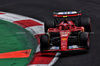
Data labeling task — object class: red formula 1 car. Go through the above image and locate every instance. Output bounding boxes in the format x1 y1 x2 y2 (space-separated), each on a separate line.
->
40 11 91 52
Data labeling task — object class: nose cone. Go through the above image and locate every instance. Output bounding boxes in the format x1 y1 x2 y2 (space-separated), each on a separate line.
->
60 31 70 51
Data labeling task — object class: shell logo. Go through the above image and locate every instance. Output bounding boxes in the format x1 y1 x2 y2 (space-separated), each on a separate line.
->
62 38 67 40
63 16 67 17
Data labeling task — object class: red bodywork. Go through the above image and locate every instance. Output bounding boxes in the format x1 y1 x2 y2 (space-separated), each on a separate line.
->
45 20 86 52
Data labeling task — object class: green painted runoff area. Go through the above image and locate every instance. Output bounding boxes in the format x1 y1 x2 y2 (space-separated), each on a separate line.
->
0 20 37 66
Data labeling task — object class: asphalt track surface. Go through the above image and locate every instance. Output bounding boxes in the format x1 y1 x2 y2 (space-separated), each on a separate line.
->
0 0 99 66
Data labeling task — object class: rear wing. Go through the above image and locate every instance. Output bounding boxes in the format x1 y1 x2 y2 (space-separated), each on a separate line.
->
53 11 82 17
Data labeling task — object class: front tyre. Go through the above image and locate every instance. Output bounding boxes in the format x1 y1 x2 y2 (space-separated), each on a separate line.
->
40 34 50 52
79 32 90 49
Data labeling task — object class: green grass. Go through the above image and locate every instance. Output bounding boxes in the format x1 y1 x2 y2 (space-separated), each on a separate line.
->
0 20 38 66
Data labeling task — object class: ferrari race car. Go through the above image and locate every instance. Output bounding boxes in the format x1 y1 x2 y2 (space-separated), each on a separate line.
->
40 11 91 52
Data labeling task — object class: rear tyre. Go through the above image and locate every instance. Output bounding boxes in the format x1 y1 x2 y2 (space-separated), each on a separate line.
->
45 20 55 32
40 34 50 52
79 32 89 49
79 17 91 32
